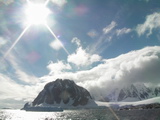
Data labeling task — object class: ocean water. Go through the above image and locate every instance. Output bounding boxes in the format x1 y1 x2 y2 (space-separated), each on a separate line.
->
0 108 160 120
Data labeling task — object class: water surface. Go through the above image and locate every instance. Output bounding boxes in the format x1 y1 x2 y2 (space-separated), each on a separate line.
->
0 108 160 120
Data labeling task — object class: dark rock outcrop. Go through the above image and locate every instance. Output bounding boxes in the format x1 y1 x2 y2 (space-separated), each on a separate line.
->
28 79 92 107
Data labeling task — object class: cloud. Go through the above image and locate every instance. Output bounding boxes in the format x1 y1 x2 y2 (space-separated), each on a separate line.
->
0 73 40 100
0 72 46 108
87 29 98 38
136 12 160 36
0 37 7 48
67 46 101 67
43 46 160 100
89 21 117 54
47 60 71 75
1 51 39 84
15 69 39 84
50 39 63 50
50 0 67 7
1 46 160 105
67 37 102 67
116 28 132 36
90 21 132 54
103 21 117 34
71 37 81 47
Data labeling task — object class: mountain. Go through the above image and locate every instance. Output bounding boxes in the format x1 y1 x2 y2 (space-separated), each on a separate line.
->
103 83 160 102
22 79 95 109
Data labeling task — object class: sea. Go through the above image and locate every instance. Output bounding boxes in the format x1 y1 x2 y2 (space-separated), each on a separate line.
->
0 108 160 120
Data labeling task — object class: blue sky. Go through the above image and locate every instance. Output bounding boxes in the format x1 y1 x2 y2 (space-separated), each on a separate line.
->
0 0 160 108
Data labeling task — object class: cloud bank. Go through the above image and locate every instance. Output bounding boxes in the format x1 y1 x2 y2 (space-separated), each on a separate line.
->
44 46 160 100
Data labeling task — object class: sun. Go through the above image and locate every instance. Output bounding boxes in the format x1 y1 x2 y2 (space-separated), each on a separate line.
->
25 3 50 25
3 0 69 58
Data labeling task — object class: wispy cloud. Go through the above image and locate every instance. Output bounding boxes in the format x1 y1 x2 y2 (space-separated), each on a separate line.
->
103 21 117 34
90 21 132 54
136 12 160 36
0 73 40 100
1 49 39 84
15 69 39 84
87 29 98 38
71 37 81 47
0 72 46 108
89 21 117 54
116 28 132 36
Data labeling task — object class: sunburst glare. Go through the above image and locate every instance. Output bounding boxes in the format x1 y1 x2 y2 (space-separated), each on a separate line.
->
25 2 51 25
3 0 69 58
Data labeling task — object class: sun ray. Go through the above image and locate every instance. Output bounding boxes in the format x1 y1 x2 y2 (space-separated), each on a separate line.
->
45 24 70 55
4 24 31 58
100 96 120 120
44 0 50 6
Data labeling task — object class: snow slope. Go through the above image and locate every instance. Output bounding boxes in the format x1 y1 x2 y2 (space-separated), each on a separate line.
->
96 96 160 108
104 83 160 102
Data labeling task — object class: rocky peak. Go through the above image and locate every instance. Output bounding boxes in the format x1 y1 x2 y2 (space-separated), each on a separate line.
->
31 79 92 107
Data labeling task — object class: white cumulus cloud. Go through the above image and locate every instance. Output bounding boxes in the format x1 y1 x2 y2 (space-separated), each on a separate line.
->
67 47 101 67
47 60 71 75
50 39 63 50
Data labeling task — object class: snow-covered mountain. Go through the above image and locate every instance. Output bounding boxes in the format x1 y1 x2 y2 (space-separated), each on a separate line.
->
103 83 160 102
23 79 94 109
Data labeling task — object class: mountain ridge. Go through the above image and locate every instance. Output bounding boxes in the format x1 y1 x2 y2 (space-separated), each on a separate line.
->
103 83 160 102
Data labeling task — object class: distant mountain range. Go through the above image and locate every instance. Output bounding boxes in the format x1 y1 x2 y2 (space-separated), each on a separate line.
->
102 83 160 102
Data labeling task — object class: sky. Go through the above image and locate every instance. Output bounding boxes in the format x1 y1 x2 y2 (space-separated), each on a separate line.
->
0 0 160 108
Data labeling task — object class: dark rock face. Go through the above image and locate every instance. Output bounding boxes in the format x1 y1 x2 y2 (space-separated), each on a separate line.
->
32 79 92 106
119 103 160 110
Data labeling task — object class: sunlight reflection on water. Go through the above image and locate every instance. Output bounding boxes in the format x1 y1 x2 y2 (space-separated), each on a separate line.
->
0 110 58 120
0 109 117 120
1 108 160 120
